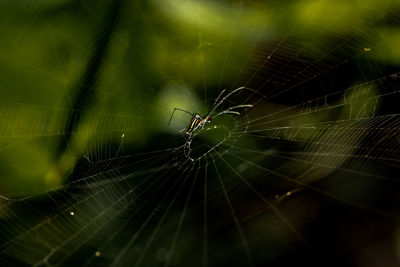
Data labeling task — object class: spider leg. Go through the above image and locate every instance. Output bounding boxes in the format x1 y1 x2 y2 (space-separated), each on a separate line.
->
227 104 253 110
209 86 265 115
178 127 195 141
213 89 226 105
213 110 241 118
210 86 248 114
178 128 187 138
212 104 253 118
168 108 197 125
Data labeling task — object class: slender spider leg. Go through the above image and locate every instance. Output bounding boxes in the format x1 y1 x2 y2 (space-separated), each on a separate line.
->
212 104 253 119
213 110 241 118
168 108 200 125
213 89 226 105
227 104 254 110
178 127 190 139
209 86 265 115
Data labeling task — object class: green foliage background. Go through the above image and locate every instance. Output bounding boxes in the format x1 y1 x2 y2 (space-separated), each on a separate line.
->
0 0 400 266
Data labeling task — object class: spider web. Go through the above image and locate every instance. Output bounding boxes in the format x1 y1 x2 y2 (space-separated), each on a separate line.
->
0 0 400 266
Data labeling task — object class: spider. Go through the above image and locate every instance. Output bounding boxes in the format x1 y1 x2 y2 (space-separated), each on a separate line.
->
168 87 255 138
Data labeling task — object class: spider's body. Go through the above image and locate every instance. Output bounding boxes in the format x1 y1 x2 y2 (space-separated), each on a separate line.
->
168 87 256 138
185 114 211 135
